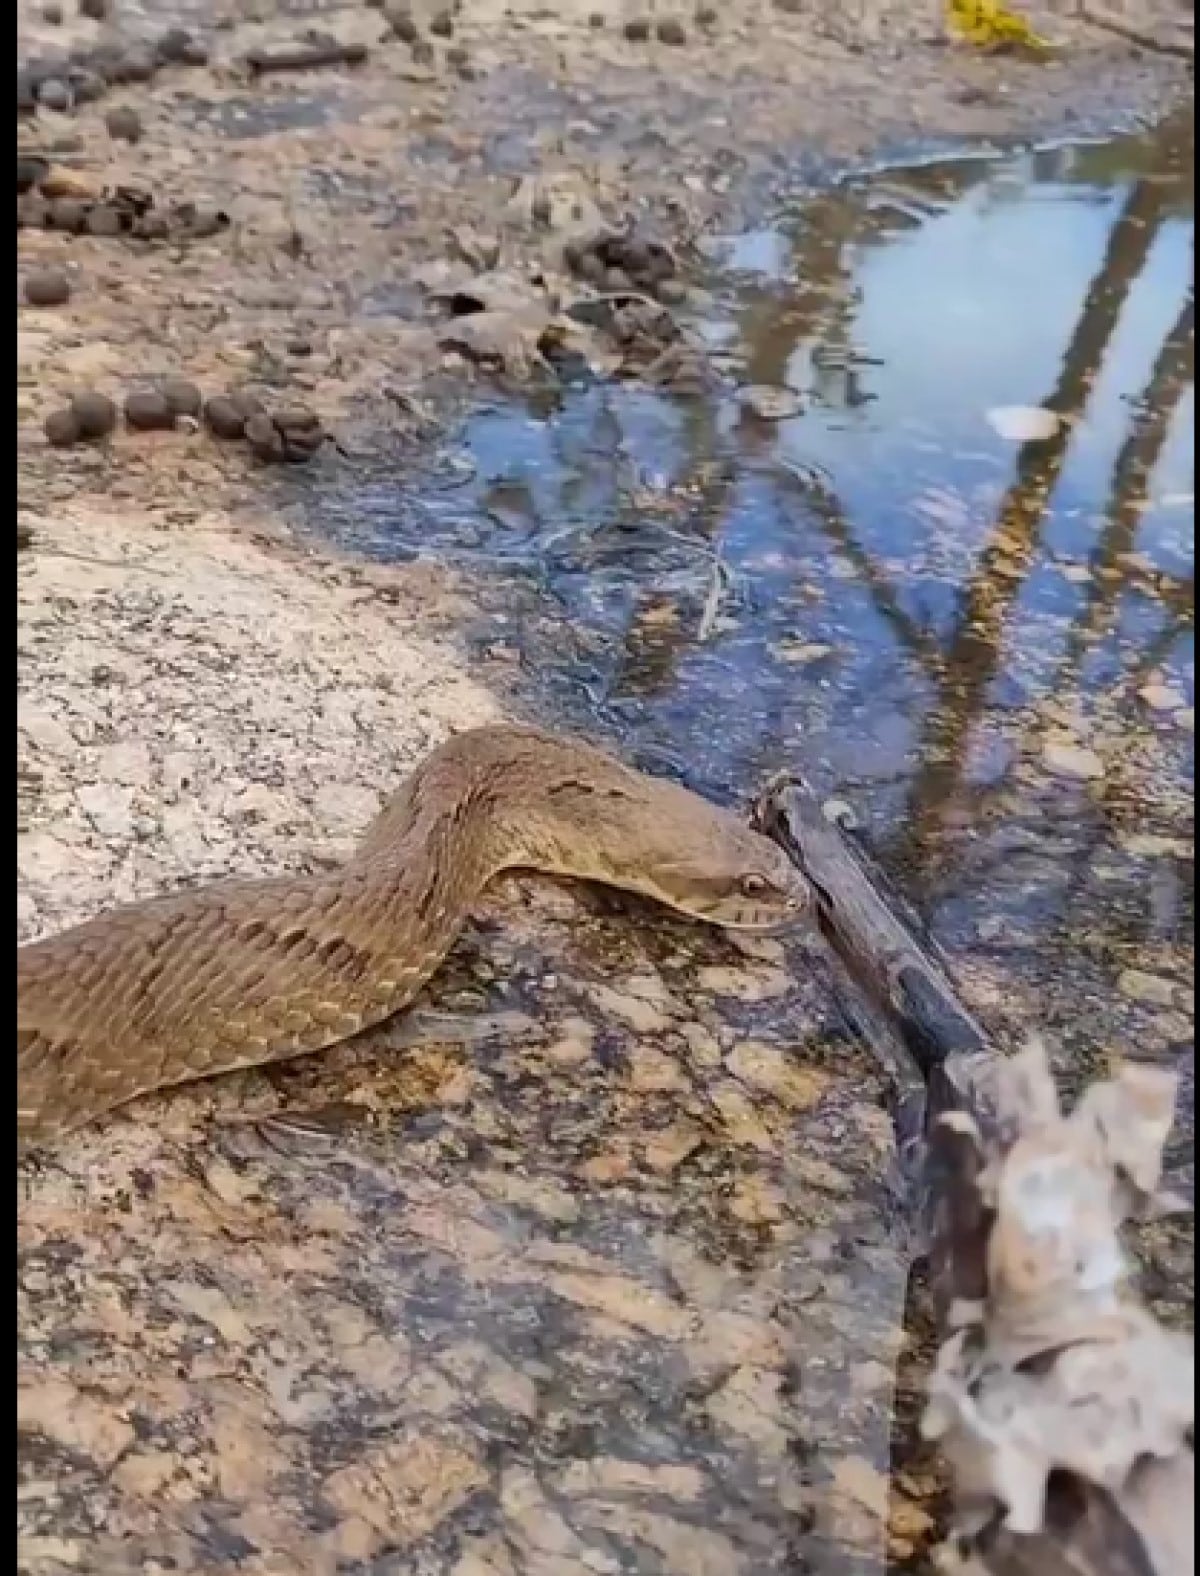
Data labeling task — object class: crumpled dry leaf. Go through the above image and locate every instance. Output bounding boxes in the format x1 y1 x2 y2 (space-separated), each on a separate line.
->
922 1040 1192 1538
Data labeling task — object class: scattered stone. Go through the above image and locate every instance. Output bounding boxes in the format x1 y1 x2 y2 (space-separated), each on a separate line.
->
105 104 142 142
46 197 89 233
124 389 177 431
1042 740 1105 782
446 44 473 76
69 390 118 438
624 18 652 41
68 67 106 103
78 0 113 17
36 78 74 112
17 156 49 195
24 268 72 307
1118 969 1179 1008
695 5 718 24
17 519 35 552
17 194 50 229
656 17 688 44
42 2 65 22
203 395 249 440
112 47 158 84
156 27 208 66
133 210 171 240
86 204 125 237
429 9 455 36
385 5 422 43
44 408 82 446
160 377 204 419
588 11 606 26
245 412 287 462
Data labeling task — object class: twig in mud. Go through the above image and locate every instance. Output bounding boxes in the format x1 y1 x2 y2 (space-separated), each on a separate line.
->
697 554 733 642
243 40 369 77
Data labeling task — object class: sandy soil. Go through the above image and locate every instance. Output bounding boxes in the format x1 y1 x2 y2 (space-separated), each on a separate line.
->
16 2 1193 1572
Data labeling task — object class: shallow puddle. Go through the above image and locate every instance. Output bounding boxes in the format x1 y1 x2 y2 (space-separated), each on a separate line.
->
333 114 1194 1055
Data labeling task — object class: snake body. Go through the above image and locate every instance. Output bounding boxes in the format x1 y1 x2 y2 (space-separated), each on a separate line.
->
18 725 812 1148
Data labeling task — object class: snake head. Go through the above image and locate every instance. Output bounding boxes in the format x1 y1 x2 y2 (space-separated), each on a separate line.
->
595 797 816 933
647 836 815 932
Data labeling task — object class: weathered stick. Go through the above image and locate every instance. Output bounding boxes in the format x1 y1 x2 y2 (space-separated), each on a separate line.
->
755 776 1195 1576
243 40 369 77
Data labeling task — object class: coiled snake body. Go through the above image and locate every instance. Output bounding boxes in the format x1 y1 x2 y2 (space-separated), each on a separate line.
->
18 725 812 1149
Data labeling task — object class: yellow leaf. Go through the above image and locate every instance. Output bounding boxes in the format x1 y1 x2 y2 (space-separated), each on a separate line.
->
945 0 1052 52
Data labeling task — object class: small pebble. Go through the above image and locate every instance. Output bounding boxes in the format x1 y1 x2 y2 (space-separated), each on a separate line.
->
86 204 124 236
113 48 157 84
133 210 171 240
656 18 688 43
155 27 201 64
24 268 72 307
446 43 472 75
588 12 605 27
285 337 313 357
42 3 65 23
105 104 142 142
18 520 35 551
695 5 717 23
245 412 286 462
385 7 421 43
44 408 82 446
69 389 118 438
17 72 39 113
124 389 177 431
203 395 248 440
17 156 49 195
429 9 454 36
273 405 321 435
160 377 203 418
78 0 113 16
624 17 651 40
17 194 51 229
47 197 90 233
68 68 107 103
227 390 267 422
36 77 74 112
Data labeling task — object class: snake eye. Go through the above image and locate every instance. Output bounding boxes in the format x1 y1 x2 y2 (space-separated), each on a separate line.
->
739 873 770 899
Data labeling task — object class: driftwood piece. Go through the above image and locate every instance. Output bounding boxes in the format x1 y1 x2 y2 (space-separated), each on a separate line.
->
756 776 1195 1576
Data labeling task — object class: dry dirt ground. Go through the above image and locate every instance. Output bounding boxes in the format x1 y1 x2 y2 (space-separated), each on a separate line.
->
16 2 1193 1573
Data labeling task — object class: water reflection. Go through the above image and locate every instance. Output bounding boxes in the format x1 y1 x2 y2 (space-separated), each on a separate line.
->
357 120 1191 948
322 111 1195 1009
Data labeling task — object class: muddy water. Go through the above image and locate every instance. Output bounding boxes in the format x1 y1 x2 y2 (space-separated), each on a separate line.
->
337 116 1194 1073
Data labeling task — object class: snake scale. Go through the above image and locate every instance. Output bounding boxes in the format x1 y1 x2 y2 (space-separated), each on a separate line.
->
18 725 813 1149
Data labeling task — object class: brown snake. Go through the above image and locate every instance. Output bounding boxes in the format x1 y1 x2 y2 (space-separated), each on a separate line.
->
18 725 813 1150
